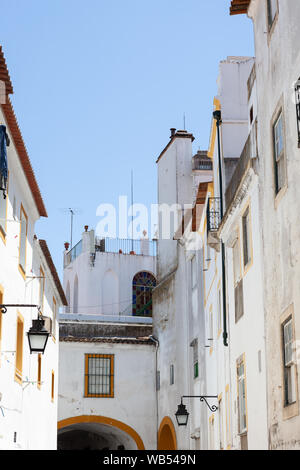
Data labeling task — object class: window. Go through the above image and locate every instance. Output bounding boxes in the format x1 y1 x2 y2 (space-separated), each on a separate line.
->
273 111 286 194
233 234 241 286
191 256 198 317
233 232 244 323
225 385 232 448
51 371 55 402
84 354 114 398
282 318 296 406
52 297 57 338
237 355 247 434
209 306 213 352
0 191 7 241
15 313 24 383
295 78 300 148
170 364 174 385
37 354 42 389
209 415 215 450
0 287 3 362
191 339 199 379
267 0 278 30
132 271 156 317
242 207 252 268
217 288 222 335
218 396 224 450
39 267 45 313
19 205 28 275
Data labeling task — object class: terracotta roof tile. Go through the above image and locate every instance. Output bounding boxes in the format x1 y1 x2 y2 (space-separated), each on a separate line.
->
39 239 68 306
0 46 13 95
0 45 47 218
60 336 154 345
230 0 251 15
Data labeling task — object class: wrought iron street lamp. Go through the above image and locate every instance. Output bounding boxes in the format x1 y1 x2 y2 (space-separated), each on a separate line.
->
0 304 50 354
27 318 50 354
175 395 218 427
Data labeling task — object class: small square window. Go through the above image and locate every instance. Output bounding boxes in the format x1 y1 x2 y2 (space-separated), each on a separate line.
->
273 111 286 194
84 354 114 398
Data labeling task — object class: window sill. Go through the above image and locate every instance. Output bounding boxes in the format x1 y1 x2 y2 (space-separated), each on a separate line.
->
274 184 287 210
18 264 26 281
0 226 6 245
283 400 299 421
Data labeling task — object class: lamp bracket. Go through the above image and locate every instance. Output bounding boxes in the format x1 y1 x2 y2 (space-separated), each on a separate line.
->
181 395 219 413
0 304 42 316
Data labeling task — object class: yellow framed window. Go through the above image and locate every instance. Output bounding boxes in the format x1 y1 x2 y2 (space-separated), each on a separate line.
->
0 287 3 363
84 354 114 398
15 312 24 383
51 370 55 402
52 296 57 339
19 205 28 276
39 266 45 313
237 355 248 434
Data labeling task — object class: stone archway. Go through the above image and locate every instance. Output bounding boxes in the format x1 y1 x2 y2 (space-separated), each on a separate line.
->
58 416 145 451
157 417 177 450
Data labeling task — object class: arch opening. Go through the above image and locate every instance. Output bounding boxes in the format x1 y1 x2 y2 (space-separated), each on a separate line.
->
58 416 145 451
157 417 177 450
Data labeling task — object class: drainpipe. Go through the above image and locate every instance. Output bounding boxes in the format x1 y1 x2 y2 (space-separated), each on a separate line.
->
149 335 159 449
213 110 228 347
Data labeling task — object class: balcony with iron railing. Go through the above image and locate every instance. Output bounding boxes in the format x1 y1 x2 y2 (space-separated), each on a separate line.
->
64 237 157 268
95 237 157 257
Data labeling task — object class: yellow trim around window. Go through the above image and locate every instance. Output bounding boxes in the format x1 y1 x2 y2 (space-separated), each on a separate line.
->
15 311 24 385
225 384 232 449
241 201 253 277
18 204 28 280
52 296 57 342
51 370 55 402
236 353 248 435
0 171 9 245
37 353 42 389
0 285 3 366
84 354 114 398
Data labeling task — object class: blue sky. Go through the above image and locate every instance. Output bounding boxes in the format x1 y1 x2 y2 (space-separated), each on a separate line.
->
1 0 254 277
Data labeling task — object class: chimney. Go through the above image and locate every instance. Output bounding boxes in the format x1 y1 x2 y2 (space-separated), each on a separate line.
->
170 128 176 138
64 242 70 251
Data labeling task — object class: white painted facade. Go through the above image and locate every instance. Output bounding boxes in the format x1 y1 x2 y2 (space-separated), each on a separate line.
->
63 229 156 317
244 0 300 449
0 98 63 448
58 228 158 449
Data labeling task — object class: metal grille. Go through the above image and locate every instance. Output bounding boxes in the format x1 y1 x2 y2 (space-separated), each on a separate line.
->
295 79 300 148
85 354 114 398
207 198 221 232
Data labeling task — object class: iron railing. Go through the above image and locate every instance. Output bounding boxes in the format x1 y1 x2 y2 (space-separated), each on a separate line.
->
207 197 221 232
66 240 82 266
95 237 157 257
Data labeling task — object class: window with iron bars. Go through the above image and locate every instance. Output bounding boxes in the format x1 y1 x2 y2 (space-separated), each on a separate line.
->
295 78 300 148
84 354 114 398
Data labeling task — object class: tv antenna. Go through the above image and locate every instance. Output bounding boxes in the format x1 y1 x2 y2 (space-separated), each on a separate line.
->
58 207 83 250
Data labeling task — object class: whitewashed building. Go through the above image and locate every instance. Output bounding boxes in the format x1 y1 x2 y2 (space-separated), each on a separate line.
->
58 229 158 450
0 45 66 449
230 0 300 449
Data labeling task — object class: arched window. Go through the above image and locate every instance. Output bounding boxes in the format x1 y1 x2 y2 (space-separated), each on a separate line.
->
73 275 79 313
132 272 156 317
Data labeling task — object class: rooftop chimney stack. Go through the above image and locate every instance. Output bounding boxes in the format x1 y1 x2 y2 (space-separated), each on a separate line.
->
170 128 176 138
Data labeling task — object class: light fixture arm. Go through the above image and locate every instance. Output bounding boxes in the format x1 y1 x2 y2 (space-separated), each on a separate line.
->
181 395 219 413
0 304 42 316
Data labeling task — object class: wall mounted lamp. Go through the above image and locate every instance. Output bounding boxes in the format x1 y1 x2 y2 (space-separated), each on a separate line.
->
0 304 50 354
175 395 218 426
